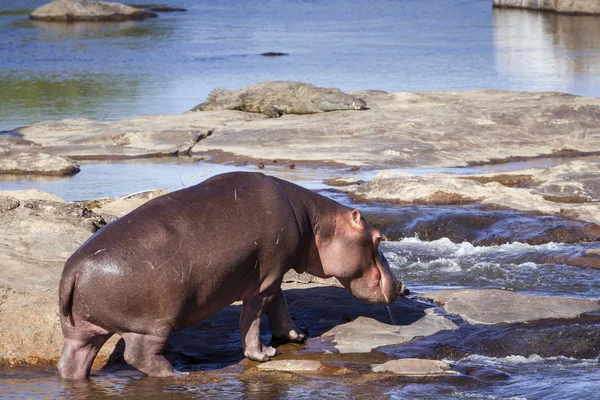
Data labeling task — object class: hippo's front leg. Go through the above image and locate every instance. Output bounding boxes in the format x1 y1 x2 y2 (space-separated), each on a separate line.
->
240 295 280 362
266 289 306 343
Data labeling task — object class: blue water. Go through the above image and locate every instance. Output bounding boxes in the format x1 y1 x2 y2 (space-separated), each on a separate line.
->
2 0 600 130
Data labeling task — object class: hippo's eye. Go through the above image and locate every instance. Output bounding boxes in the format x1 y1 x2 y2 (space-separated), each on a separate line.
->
375 236 382 246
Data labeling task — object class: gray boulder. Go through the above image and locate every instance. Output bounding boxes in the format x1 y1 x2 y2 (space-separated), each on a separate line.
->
30 0 157 22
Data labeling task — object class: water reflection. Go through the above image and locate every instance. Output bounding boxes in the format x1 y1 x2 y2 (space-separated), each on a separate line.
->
0 74 142 128
493 8 600 94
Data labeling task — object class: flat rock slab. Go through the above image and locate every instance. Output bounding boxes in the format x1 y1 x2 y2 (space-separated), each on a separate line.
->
321 311 457 354
192 90 600 168
372 359 458 376
20 112 263 159
0 136 79 176
256 360 322 372
420 289 600 325
18 89 600 166
30 0 157 22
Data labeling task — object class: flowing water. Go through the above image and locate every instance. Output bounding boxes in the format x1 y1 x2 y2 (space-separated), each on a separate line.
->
2 0 600 397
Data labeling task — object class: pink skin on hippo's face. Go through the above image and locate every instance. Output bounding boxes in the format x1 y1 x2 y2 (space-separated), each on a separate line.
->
311 209 401 305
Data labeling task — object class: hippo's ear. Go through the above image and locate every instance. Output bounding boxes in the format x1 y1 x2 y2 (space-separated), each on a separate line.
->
351 209 363 228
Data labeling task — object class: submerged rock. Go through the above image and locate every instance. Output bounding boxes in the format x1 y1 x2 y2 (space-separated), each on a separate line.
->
261 52 289 57
190 81 367 118
372 359 458 376
420 289 600 325
256 360 322 372
30 0 158 22
148 7 186 12
0 136 80 176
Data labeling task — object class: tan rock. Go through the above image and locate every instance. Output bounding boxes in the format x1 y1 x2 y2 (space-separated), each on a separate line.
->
371 359 458 376
0 190 109 363
256 360 322 372
321 311 457 353
30 0 157 22
0 137 79 176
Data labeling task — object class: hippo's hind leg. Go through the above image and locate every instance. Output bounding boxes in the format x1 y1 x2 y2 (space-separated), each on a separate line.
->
58 333 113 380
240 295 279 362
121 332 184 377
266 288 306 344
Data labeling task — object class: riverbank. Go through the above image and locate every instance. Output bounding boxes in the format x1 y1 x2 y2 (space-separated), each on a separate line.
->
2 86 600 397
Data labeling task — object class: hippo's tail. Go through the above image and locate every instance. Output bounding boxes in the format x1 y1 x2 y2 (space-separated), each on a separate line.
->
59 272 78 324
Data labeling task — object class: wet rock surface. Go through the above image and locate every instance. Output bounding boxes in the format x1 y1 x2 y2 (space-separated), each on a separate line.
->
256 360 322 372
371 359 458 376
30 0 158 22
0 136 80 176
321 311 457 354
419 289 600 325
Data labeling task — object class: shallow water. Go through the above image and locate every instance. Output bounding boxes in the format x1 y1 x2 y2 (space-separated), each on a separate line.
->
3 0 600 130
3 155 600 202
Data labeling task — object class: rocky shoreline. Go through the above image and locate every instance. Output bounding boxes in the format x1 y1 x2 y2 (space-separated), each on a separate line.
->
1 186 599 377
2 84 600 383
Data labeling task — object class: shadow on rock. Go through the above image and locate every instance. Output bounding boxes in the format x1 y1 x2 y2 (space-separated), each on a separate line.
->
101 285 429 372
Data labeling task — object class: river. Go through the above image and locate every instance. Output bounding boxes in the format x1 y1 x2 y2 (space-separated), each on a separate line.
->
2 0 600 130
1 0 600 398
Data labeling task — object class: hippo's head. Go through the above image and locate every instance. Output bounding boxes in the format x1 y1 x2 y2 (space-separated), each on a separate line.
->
310 209 402 305
314 89 367 112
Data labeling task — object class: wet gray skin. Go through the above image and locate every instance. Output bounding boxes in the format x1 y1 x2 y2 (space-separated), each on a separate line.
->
57 171 401 379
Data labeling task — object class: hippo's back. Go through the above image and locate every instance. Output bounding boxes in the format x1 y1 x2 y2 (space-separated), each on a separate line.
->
61 172 302 333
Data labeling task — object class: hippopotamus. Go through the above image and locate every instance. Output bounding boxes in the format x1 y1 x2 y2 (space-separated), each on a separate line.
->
58 172 403 379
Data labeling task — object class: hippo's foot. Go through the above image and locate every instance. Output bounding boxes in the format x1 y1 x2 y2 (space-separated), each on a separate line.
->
245 344 280 362
272 328 307 344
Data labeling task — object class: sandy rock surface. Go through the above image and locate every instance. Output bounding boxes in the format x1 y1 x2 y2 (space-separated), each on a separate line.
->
30 0 157 22
420 289 600 325
0 136 80 176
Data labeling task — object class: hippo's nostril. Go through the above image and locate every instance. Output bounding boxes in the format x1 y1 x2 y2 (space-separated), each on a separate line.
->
397 281 409 297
